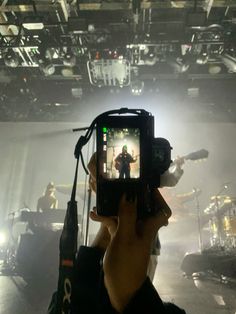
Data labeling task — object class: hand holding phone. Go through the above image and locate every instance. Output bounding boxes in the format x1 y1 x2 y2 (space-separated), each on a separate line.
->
90 191 171 312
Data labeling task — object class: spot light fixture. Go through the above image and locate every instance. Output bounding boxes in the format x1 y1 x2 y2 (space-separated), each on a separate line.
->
4 50 20 68
196 54 208 65
208 64 222 74
63 50 76 67
130 79 144 96
38 46 56 76
168 58 190 73
61 67 74 77
40 60 55 76
22 16 44 30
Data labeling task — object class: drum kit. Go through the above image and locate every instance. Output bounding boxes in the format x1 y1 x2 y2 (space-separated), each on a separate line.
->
181 193 236 279
205 195 236 249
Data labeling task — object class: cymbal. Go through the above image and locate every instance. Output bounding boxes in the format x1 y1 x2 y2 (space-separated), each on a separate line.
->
56 182 86 189
210 195 229 200
176 188 201 203
56 182 94 200
176 189 201 198
224 197 236 204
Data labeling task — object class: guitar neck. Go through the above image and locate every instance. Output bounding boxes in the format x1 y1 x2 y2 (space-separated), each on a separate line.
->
179 149 209 162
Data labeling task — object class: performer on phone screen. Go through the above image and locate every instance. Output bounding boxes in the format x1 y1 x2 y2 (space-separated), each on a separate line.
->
115 145 137 179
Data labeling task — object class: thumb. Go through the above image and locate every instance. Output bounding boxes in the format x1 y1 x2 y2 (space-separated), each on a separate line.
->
117 194 137 239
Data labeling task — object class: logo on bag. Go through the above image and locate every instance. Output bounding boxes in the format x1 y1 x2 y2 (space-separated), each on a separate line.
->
63 278 72 305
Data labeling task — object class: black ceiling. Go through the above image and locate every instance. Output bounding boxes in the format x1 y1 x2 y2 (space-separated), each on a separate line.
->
0 0 236 121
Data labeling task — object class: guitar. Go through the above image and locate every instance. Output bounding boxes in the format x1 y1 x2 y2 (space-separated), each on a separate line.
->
172 149 209 167
183 149 209 161
114 152 140 172
115 159 121 172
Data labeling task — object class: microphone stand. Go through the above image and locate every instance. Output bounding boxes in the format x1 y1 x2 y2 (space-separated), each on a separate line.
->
214 184 229 247
193 187 203 253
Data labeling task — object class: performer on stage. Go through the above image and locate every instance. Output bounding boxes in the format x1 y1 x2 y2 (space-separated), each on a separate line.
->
37 182 58 212
160 155 185 187
148 156 185 280
115 145 137 179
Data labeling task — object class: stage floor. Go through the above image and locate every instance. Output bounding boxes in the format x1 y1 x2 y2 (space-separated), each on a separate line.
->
156 253 236 314
0 254 236 314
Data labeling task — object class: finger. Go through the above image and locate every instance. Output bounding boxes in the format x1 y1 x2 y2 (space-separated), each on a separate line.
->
89 211 115 224
92 206 97 213
87 152 97 178
117 193 137 239
89 210 102 221
153 189 172 218
89 211 118 235
90 208 117 222
89 176 96 193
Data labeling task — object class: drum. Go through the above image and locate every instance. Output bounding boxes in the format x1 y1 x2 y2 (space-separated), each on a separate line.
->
209 217 219 246
209 217 218 238
223 216 236 236
208 215 228 246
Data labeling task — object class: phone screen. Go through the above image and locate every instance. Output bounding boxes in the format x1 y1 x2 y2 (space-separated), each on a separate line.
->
101 127 140 179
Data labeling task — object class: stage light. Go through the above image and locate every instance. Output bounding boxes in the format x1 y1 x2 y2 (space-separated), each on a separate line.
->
196 55 208 65
41 61 55 76
23 21 44 30
0 232 7 246
61 67 74 77
88 24 95 32
130 80 144 96
4 50 20 68
22 16 44 30
37 46 56 76
63 51 76 67
168 58 189 73
208 64 222 74
220 53 236 72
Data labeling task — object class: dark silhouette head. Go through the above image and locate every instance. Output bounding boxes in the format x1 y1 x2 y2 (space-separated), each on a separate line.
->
122 145 128 153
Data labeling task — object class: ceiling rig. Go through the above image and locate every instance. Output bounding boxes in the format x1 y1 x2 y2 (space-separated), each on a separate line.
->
0 0 235 88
